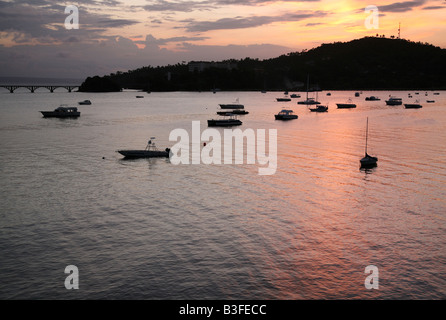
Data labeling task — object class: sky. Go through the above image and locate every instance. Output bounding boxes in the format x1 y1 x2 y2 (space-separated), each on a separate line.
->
0 0 445 79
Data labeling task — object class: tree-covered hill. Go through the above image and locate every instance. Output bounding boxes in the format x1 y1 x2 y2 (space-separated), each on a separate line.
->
79 37 446 92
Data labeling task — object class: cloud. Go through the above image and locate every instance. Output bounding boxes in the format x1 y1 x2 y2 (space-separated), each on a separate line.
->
0 34 291 78
181 11 327 32
422 5 446 10
0 0 139 46
142 0 321 12
378 1 426 13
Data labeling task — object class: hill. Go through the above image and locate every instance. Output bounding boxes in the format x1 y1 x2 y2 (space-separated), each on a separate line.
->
78 37 446 92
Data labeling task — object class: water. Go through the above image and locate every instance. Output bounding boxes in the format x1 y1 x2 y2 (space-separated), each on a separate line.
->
0 89 445 299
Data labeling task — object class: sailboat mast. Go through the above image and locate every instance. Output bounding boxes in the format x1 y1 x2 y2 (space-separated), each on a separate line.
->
306 74 309 100
365 117 369 155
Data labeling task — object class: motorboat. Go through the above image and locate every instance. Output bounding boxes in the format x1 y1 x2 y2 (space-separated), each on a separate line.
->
275 109 298 120
41 105 80 118
136 96 144 98
276 97 292 102
217 109 249 116
426 100 435 103
385 97 403 105
404 103 422 109
309 105 328 112
208 114 242 127
117 138 170 159
355 92 361 97
290 94 301 98
219 98 244 109
360 117 378 168
365 96 380 101
336 99 356 109
78 100 92 105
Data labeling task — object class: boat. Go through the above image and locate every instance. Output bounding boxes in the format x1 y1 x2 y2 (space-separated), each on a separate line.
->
365 96 380 101
208 114 242 127
219 98 244 109
290 94 301 98
360 117 378 168
276 97 292 102
298 75 321 105
326 93 331 96
136 96 144 98
40 105 80 118
336 99 356 109
309 105 328 112
231 109 249 115
385 97 403 106
78 100 91 105
426 100 435 103
433 93 440 95
117 138 170 159
298 97 320 105
275 109 298 120
404 103 423 109
355 92 360 97
217 109 249 115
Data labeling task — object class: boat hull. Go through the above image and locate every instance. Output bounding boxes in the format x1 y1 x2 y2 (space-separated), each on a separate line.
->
298 100 320 105
219 104 244 109
404 104 422 109
360 156 378 168
309 106 328 112
336 104 357 109
41 111 80 118
386 99 402 106
276 98 291 102
275 115 298 120
118 150 170 158
207 119 242 127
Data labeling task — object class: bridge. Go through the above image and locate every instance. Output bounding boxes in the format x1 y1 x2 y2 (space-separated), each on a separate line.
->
0 85 80 93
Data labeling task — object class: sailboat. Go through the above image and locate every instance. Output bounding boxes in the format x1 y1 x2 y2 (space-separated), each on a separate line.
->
360 117 378 168
298 75 321 105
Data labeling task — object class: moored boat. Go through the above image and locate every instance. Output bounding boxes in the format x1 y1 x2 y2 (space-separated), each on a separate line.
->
208 114 242 127
336 99 356 109
365 96 380 101
40 105 80 118
309 105 328 112
385 97 403 105
217 109 249 115
117 138 170 159
360 117 378 168
404 103 423 109
219 98 244 109
275 109 298 120
277 97 292 102
78 100 92 105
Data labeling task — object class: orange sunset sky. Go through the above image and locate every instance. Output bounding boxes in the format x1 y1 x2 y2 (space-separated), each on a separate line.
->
0 0 445 78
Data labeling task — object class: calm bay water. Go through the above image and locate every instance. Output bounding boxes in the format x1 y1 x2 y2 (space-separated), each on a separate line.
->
0 88 445 299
